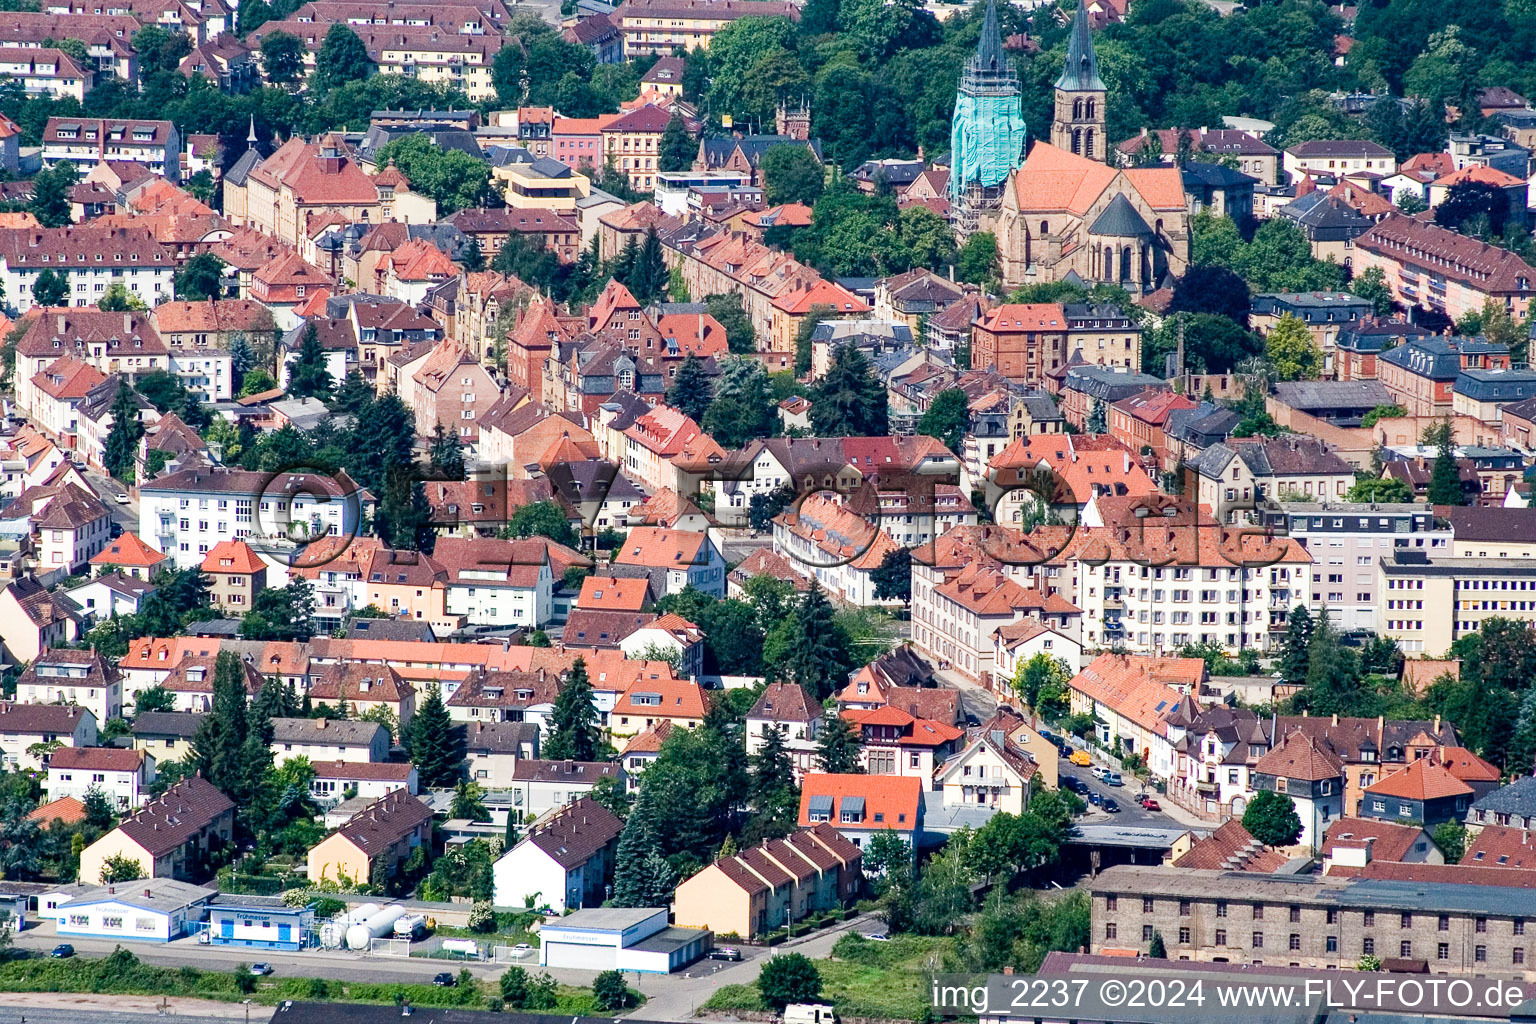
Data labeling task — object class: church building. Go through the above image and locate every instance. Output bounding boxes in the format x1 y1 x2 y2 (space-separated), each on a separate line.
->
949 0 1028 236
992 2 1190 291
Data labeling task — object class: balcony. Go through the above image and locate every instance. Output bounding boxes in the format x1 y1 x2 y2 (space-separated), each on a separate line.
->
1196 780 1219 795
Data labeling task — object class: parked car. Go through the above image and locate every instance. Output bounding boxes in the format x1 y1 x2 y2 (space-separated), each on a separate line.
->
1139 795 1161 811
709 947 743 961
510 943 533 958
51 944 74 958
1106 771 1124 787
114 492 131 504
1069 750 1091 767
1103 798 1121 813
861 931 891 942
1089 765 1106 780
1088 790 1102 806
433 973 456 987
250 964 273 976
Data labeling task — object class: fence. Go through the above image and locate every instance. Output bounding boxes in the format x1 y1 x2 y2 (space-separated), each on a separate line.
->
368 937 412 957
492 945 536 964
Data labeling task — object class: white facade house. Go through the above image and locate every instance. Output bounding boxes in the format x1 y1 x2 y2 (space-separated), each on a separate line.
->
270 718 390 766
169 348 234 403
48 879 213 943
0 226 178 315
491 797 622 914
612 527 726 598
14 648 122 723
45 746 156 811
1 482 112 581
745 683 822 779
0 702 96 770
308 760 417 808
137 466 373 569
64 573 154 626
991 618 1084 682
443 561 552 627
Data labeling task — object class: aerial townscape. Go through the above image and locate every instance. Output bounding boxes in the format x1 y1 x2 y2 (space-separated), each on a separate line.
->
1 0 1536 1021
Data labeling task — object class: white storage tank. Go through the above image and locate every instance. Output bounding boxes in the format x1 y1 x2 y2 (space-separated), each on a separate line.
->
346 905 408 950
319 902 380 948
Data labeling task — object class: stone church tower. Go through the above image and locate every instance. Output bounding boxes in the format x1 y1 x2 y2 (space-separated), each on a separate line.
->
1051 1 1107 161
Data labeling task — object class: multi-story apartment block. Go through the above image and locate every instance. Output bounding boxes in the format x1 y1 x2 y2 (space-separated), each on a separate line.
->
1283 139 1397 181
0 14 140 84
246 21 498 99
41 117 179 180
1378 549 1536 655
1379 334 1512 417
614 0 800 55
1258 502 1450 632
1090 865 1533 978
138 466 373 569
14 648 122 724
1353 214 1536 325
0 226 177 316
0 48 91 100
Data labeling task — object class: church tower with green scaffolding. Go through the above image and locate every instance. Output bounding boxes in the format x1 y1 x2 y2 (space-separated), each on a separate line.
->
949 0 1028 237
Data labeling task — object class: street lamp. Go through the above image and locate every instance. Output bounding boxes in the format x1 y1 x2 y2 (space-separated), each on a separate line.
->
243 998 253 1024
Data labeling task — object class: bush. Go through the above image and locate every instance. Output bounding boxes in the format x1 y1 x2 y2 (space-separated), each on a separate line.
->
592 970 633 1011
757 952 821 1010
500 967 530 1007
467 901 495 933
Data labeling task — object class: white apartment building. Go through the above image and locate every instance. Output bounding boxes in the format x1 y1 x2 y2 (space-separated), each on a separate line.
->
41 117 180 180
137 466 373 569
0 226 177 315
45 746 155 811
14 649 122 723
0 47 90 100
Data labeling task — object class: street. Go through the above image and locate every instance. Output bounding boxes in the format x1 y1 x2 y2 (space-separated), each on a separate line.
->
80 464 138 534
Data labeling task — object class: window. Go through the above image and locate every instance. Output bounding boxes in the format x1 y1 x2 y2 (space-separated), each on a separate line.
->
1178 927 1190 944
1475 917 1486 933
1289 934 1301 951
1475 945 1486 963
1214 929 1226 945
1437 943 1449 961
1363 911 1375 927
1179 901 1191 916
1515 948 1526 965
1327 909 1338 925
1516 920 1526 936
1252 932 1263 949
1401 913 1412 928
1143 898 1154 913
1362 938 1374 955
1106 896 1118 911
1105 923 1117 939
1400 941 1412 958
1326 936 1338 953
1438 915 1449 931
1290 906 1301 923
1217 901 1228 918
1143 925 1154 941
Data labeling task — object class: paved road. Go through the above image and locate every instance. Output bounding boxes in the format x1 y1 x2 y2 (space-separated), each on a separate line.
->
0 1006 244 1024
81 465 138 534
932 666 999 726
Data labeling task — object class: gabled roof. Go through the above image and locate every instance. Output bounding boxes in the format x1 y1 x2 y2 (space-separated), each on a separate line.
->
1253 729 1345 782
1463 825 1536 869
333 790 434 853
748 682 819 724
1174 818 1289 871
1365 757 1473 801
1321 817 1431 864
113 776 234 857
199 540 264 575
519 796 623 869
797 772 922 830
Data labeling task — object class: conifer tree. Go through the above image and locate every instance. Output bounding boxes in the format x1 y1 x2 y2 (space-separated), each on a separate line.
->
1278 604 1312 684
407 684 463 788
815 709 864 775
1508 686 1536 776
192 652 251 803
746 723 799 841
811 343 888 436
333 371 374 416
665 354 713 422
611 789 678 907
429 424 466 480
543 658 601 761
103 384 144 481
288 323 334 400
658 112 695 173
785 581 845 700
1426 420 1464 506
251 675 295 724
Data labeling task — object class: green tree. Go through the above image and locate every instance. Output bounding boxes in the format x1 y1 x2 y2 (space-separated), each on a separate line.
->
287 323 334 400
1426 419 1464 506
863 828 910 875
1241 790 1302 847
705 293 755 354
793 303 831 376
746 723 799 841
870 547 911 604
133 686 176 714
1014 653 1071 716
1148 930 1167 957
29 160 78 228
543 658 601 762
32 268 69 307
99 853 144 883
611 788 678 907
665 353 713 422
459 237 485 273
592 971 634 1011
758 953 822 1009
811 343 887 436
102 382 144 481
1509 685 1536 776
333 371 374 416
191 652 252 806
957 231 999 285
260 30 304 84
429 423 465 480
504 500 577 548
1350 266 1394 317
98 283 147 311
1264 314 1322 381
760 143 825 206
313 24 373 91
1346 476 1414 503
374 134 492 214
783 581 847 700
658 112 695 173
450 780 490 821
815 708 863 774
916 387 969 455
1279 604 1313 684
1432 820 1467 863
407 684 463 787
174 252 225 301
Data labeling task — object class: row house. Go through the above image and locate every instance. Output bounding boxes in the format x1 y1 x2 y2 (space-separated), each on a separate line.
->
614 0 799 54
1452 368 1536 425
672 825 862 940
772 492 900 607
984 433 1159 526
0 574 82 666
1067 652 1204 779
78 776 234 884
444 207 581 264
245 20 498 99
1108 389 1197 468
617 403 721 494
227 134 397 250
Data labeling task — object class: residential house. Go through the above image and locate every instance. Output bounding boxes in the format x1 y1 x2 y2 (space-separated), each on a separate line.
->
506 760 624 823
1320 817 1444 875
1283 139 1397 181
798 773 923 853
0 701 95 770
614 0 800 55
609 676 710 739
1468 777 1536 831
309 761 417 809
0 576 81 665
305 790 433 885
612 526 725 598
42 117 179 179
14 648 122 724
199 540 266 615
45 746 154 811
1379 335 1512 417
1250 729 1348 852
1462 824 1536 869
129 710 203 763
57 564 148 624
271 718 389 767
745 683 822 780
491 797 623 913
305 662 417 733
1361 756 1475 828
1067 653 1204 780
1352 214 1536 324
463 720 540 789
77 776 235 884
843 705 963 786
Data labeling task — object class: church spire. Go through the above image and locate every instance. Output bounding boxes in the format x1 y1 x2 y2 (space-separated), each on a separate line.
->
247 115 258 148
1056 0 1105 93
975 0 1005 71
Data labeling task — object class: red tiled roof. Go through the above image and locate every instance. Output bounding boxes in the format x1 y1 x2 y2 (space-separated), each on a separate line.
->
1321 817 1429 863
1254 729 1345 782
1365 756 1473 801
797 772 922 831
1174 819 1289 871
200 540 264 575
1463 825 1536 869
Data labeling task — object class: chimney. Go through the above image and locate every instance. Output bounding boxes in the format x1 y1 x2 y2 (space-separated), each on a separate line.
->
123 312 132 332
1331 712 1338 726
1434 714 1441 733
316 718 327 729
56 314 66 333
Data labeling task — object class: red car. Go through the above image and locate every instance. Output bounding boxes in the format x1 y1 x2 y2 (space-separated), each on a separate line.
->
1139 796 1161 811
